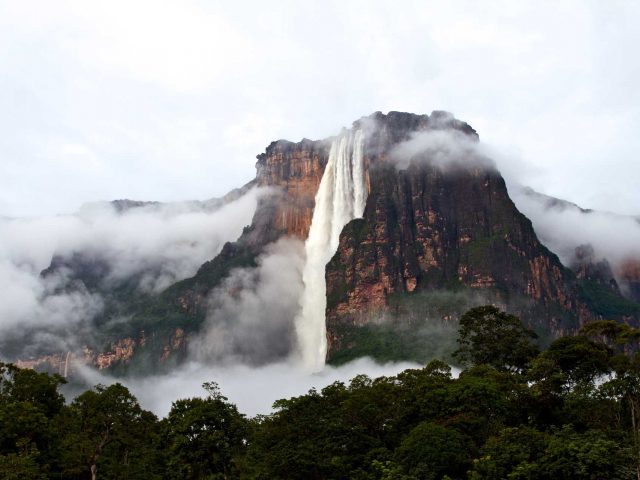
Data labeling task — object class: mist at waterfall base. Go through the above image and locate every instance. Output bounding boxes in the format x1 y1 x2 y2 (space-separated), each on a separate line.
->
76 358 424 417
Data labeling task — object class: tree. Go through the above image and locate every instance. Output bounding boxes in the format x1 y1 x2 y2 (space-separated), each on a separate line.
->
395 421 471 480
59 383 156 480
538 427 633 479
580 320 640 348
0 362 65 417
468 426 547 480
162 382 248 479
529 335 612 389
453 306 539 373
0 362 66 474
0 441 47 480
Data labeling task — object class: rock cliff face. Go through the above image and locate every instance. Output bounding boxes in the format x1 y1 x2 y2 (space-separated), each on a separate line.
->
14 327 189 374
516 186 640 303
322 112 600 359
255 139 330 239
163 139 332 320
570 244 620 293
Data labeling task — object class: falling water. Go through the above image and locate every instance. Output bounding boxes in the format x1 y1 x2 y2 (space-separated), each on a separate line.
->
295 129 366 371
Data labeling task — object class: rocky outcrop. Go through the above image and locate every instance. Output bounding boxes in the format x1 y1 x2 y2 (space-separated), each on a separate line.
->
570 244 620 293
255 138 330 239
15 328 189 375
93 337 138 369
517 186 640 303
15 352 74 378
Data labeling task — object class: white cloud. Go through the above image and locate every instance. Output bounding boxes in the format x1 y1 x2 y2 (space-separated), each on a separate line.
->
0 188 265 339
509 186 640 286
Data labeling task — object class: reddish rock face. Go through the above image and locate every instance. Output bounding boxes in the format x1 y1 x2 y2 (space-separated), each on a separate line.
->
15 327 191 374
619 259 640 302
323 112 598 358
15 352 74 378
255 139 330 240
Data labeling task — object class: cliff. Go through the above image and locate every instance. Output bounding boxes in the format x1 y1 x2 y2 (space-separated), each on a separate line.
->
255 138 330 239
322 113 602 360
18 110 640 372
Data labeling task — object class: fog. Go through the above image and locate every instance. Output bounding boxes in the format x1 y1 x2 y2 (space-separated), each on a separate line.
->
388 128 494 171
191 238 306 365
510 186 640 291
0 187 266 352
75 357 426 417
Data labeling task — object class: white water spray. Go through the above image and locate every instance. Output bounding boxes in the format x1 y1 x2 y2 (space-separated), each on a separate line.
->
295 129 367 371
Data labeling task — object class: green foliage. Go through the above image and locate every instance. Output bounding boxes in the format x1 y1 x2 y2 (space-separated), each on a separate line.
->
528 335 612 388
59 382 161 479
3 307 640 479
539 427 633 479
469 426 633 480
0 443 47 480
395 422 471 479
579 279 640 317
453 305 539 372
162 382 248 479
468 426 547 480
328 322 458 365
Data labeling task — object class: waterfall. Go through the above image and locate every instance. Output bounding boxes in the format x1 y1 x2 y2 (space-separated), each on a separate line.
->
295 129 366 371
63 351 71 378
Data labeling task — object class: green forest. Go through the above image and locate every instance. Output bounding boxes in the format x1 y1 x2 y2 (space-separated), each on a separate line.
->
3 306 640 479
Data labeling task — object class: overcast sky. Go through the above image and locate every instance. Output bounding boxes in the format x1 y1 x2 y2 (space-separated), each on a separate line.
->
1 0 639 217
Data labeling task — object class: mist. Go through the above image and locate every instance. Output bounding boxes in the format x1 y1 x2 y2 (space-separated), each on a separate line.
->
388 128 494 172
509 186 640 290
191 238 306 365
0 187 266 356
74 357 425 417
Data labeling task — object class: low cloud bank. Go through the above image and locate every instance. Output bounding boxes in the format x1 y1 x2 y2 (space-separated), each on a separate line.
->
75 357 428 417
510 186 640 289
0 188 266 355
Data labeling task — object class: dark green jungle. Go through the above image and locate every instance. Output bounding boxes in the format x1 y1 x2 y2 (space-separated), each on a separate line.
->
3 306 640 479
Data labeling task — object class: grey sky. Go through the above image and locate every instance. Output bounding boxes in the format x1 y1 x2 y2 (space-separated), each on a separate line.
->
1 0 639 217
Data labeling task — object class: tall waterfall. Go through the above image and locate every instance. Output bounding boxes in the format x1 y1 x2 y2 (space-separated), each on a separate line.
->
295 129 367 371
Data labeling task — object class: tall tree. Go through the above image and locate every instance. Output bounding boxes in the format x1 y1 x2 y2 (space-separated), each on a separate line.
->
59 382 155 480
162 382 248 480
453 306 539 373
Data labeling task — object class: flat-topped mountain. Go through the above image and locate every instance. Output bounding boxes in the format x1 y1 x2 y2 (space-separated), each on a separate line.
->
10 111 640 374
